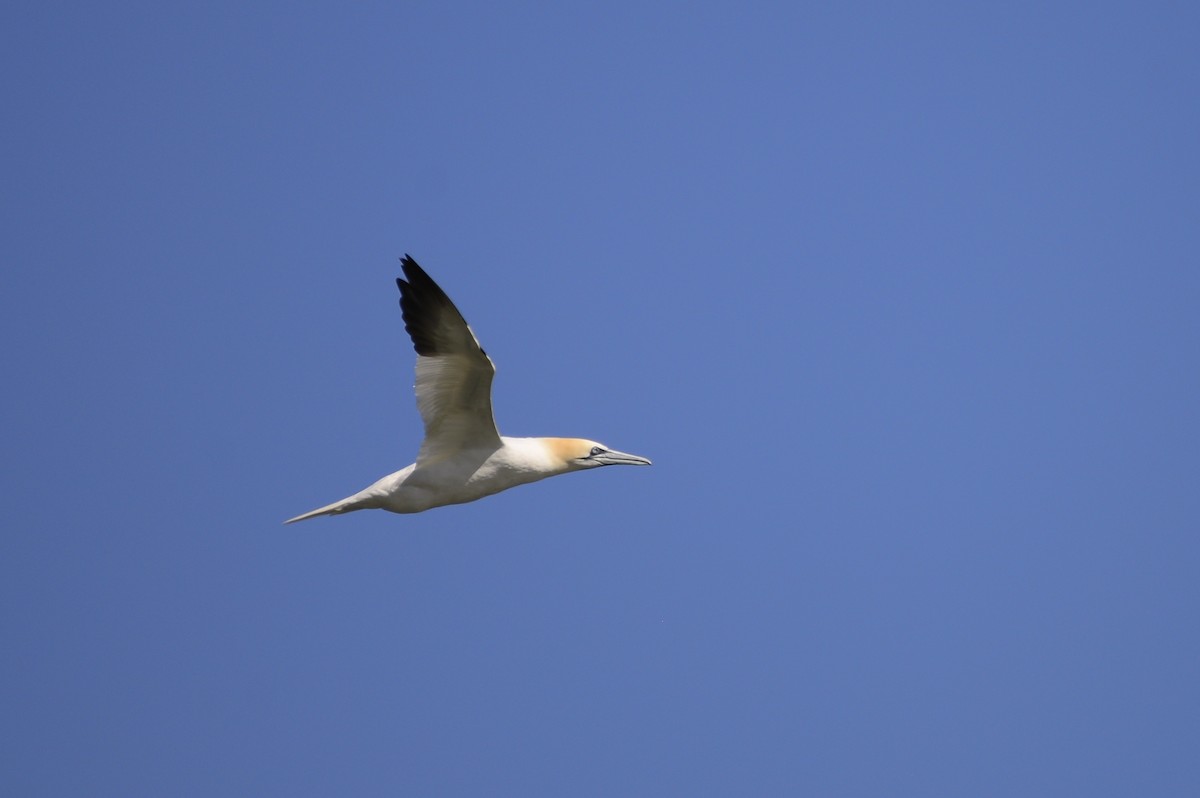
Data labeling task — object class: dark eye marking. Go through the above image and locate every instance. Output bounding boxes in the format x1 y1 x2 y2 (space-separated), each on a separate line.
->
590 446 605 456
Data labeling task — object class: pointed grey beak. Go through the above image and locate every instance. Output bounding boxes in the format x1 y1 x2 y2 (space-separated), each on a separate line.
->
592 449 652 466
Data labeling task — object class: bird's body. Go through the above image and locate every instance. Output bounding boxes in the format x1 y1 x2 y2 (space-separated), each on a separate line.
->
285 257 649 524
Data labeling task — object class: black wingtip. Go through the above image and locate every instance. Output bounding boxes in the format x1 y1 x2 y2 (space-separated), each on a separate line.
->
394 254 472 357
398 254 425 284
397 255 419 298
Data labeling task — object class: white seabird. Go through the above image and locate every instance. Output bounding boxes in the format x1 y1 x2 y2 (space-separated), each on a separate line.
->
285 255 651 523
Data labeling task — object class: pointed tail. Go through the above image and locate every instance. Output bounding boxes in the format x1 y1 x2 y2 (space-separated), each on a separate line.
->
284 495 363 524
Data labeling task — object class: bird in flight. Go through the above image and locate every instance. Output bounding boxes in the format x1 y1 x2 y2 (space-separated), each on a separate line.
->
285 255 651 523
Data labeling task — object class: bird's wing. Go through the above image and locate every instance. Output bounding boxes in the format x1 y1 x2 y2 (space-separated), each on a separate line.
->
397 255 501 462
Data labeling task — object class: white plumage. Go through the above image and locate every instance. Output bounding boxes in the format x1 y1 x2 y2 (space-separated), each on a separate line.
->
285 256 650 523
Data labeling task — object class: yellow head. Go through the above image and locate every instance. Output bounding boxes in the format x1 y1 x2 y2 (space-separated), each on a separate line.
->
542 438 653 471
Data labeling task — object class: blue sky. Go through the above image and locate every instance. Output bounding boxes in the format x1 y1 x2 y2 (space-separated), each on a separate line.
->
3 2 1198 795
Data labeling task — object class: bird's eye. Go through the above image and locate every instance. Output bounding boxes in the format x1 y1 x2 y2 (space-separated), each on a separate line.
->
590 446 605 456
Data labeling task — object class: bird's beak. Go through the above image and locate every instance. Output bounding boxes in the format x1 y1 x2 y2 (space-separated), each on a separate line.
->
592 449 652 466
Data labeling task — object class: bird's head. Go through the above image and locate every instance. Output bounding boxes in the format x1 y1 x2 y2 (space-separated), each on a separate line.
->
544 438 653 471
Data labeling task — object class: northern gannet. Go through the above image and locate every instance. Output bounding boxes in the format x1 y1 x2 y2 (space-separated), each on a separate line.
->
285 255 651 523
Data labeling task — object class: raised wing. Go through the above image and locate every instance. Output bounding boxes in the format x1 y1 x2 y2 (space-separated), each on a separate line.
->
397 255 501 461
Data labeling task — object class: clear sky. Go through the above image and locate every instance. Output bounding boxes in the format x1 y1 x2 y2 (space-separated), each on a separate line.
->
3 2 1198 795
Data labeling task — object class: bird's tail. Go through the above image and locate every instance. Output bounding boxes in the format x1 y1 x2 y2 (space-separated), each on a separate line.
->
283 495 364 524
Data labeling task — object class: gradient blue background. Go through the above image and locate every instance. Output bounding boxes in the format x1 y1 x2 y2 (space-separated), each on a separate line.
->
4 2 1198 795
